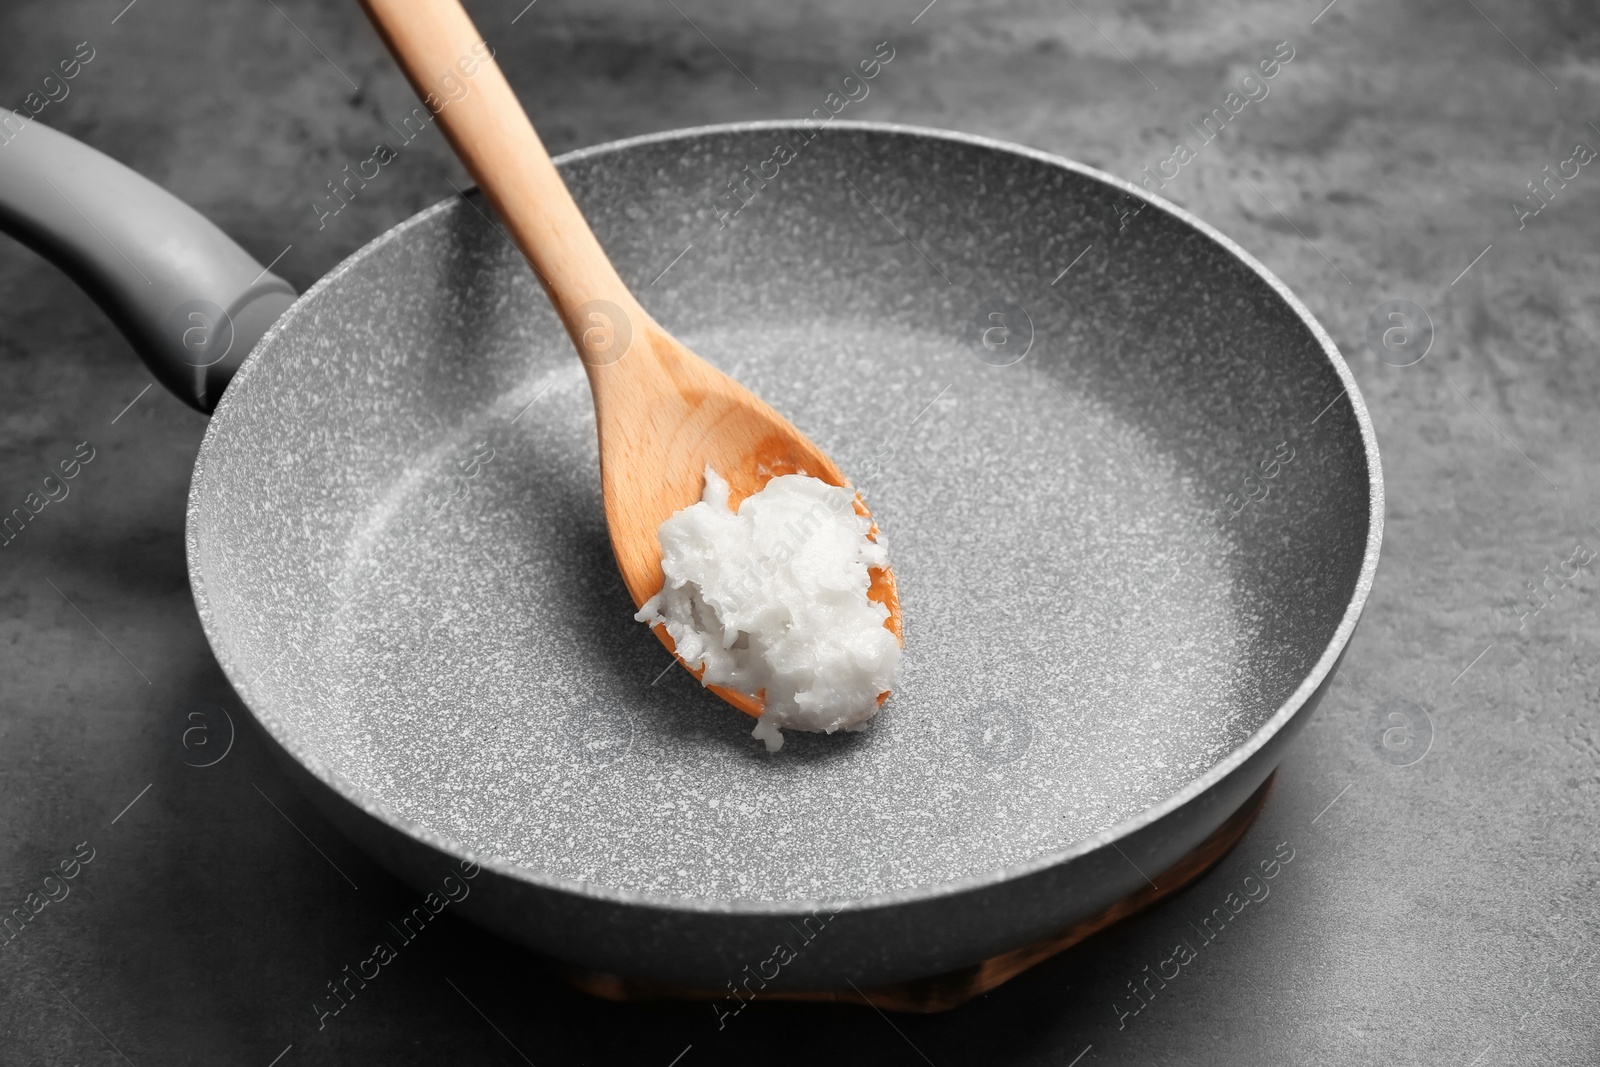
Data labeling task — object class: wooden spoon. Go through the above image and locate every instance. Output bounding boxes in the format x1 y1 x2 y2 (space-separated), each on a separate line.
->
358 0 901 717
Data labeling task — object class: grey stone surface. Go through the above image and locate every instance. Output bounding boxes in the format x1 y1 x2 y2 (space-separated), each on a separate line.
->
0 1 1595 1065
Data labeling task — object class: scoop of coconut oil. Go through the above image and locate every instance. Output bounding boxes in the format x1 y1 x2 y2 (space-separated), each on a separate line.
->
634 467 901 752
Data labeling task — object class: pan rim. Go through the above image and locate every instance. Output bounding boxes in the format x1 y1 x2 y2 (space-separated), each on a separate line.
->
187 118 1383 916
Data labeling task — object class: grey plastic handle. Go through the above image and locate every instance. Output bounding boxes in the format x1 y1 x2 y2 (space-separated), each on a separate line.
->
0 119 296 413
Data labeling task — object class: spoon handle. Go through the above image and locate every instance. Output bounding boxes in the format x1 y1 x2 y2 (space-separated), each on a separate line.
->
358 0 644 356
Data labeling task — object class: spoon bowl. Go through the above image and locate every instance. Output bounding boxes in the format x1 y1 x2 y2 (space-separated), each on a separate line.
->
591 318 903 715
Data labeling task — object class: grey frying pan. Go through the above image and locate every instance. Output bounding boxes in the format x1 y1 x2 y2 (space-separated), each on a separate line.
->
0 117 1380 993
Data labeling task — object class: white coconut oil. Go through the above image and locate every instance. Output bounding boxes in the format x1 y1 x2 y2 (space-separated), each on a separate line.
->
634 467 900 751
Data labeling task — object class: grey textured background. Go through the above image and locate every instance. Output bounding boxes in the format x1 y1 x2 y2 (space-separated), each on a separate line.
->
1 1 1596 1065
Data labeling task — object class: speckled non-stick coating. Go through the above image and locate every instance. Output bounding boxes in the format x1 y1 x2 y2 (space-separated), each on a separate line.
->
187 122 1380 987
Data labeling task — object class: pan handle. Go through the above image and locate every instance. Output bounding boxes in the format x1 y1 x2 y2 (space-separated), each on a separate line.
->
0 118 296 413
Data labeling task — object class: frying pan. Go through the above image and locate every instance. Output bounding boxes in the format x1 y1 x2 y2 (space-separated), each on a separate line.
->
1 117 1381 992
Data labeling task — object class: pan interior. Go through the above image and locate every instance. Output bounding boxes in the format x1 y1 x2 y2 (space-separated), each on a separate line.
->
191 126 1369 903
